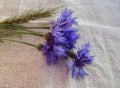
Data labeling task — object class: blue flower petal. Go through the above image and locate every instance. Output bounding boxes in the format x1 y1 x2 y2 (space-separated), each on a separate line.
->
53 46 66 56
46 53 57 65
67 62 74 71
79 68 88 77
72 67 78 78
61 8 74 18
54 36 67 43
82 56 94 64
77 43 90 59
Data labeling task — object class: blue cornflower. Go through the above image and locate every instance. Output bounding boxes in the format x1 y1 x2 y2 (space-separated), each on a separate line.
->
51 8 80 50
42 8 80 64
51 8 78 29
67 43 94 78
42 33 67 64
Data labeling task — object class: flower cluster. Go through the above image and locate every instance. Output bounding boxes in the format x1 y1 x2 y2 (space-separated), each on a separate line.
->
42 8 94 78
0 7 94 79
42 8 79 64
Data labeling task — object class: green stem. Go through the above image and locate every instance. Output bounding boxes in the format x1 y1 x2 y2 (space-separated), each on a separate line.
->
0 38 37 47
24 26 50 29
0 24 50 30
15 31 44 36
0 24 50 37
0 30 44 37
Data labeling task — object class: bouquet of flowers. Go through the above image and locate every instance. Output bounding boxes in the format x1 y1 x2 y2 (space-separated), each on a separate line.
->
0 8 94 78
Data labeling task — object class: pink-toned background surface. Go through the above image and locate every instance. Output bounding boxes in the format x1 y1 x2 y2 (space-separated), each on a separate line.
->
0 0 120 88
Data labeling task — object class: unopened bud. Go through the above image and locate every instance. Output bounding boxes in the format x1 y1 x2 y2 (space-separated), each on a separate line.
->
37 44 44 51
43 32 53 40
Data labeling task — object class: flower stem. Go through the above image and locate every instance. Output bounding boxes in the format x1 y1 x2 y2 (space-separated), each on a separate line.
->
0 24 50 30
0 30 44 37
67 51 77 61
0 38 37 47
24 26 50 29
14 31 44 36
0 38 44 50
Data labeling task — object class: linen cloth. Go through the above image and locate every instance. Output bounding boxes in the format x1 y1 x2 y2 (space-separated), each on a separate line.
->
0 0 120 88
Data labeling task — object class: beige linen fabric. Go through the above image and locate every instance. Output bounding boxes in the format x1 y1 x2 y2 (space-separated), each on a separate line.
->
0 0 120 88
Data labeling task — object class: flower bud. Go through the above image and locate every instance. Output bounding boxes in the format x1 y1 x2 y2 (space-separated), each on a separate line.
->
43 32 53 41
37 44 44 51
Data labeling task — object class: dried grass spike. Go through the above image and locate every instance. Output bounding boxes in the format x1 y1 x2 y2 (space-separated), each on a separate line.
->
0 8 56 24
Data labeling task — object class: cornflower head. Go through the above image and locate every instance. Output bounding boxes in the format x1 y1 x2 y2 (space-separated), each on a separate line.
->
51 8 80 50
67 43 94 78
